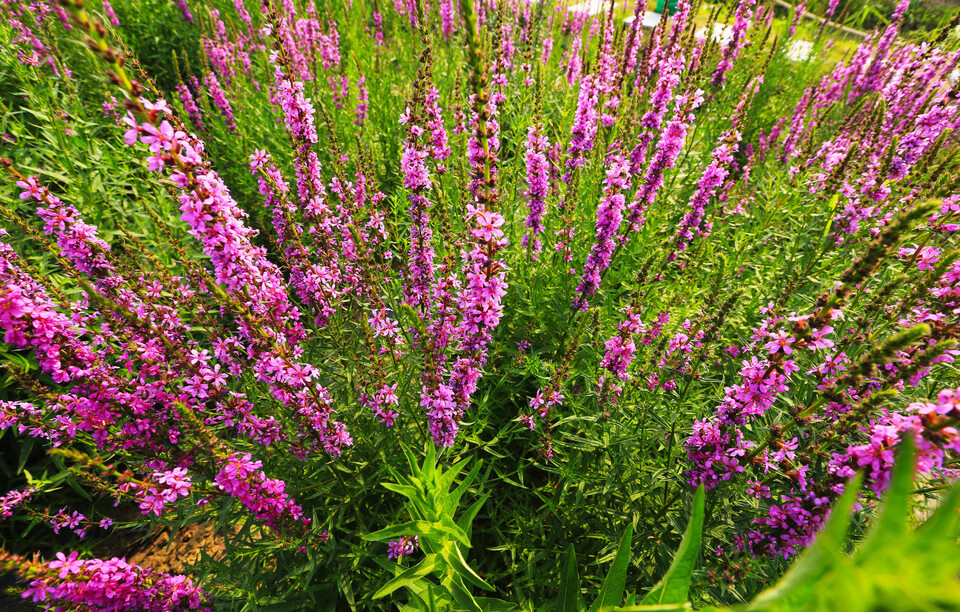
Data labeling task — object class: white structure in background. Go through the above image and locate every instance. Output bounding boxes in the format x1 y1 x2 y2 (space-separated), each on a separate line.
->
623 11 662 29
568 0 606 15
696 23 735 45
569 0 660 27
785 39 814 62
950 69 959 86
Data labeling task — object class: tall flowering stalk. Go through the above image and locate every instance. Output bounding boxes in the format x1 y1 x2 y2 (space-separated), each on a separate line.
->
355 75 368 125
2 0 960 603
422 0 509 447
101 1 119 26
175 0 193 23
563 74 600 181
711 0 757 86
400 115 437 311
203 71 236 132
685 202 959 558
789 0 807 38
625 89 705 232
522 122 550 255
396 39 443 315
67 1 354 460
440 0 455 40
574 154 630 310
175 81 204 130
564 31 583 87
0 0 64 73
630 51 686 176
669 77 760 260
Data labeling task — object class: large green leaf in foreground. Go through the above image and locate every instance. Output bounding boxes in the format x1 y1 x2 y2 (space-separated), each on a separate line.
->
604 439 960 612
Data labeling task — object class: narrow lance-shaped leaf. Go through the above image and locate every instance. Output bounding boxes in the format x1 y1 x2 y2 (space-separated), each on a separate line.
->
373 554 440 600
557 544 580 612
589 523 634 612
857 435 915 558
747 473 865 609
640 484 705 605
365 520 436 542
457 493 490 541
441 543 494 591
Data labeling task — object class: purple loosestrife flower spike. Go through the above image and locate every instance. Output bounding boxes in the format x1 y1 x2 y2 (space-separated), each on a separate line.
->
175 82 204 131
711 0 757 86
789 0 806 38
625 89 705 232
101 1 119 26
574 154 631 309
522 123 550 255
355 75 369 126
670 78 760 260
175 0 193 23
203 72 237 132
564 32 582 87
399 118 436 312
564 74 600 181
631 52 685 176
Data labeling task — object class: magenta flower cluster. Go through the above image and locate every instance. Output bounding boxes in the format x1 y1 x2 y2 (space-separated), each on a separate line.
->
15 551 204 610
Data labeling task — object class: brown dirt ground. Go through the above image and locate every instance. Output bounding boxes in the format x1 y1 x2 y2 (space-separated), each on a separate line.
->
101 521 229 574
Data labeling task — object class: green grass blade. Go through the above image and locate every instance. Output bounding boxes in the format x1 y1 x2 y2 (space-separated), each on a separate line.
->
589 523 634 612
640 485 705 605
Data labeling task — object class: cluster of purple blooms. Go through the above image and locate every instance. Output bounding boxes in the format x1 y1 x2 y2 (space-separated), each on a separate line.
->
136 468 193 517
214 453 307 527
601 308 647 383
5 550 205 610
0 0 71 75
829 389 960 496
687 296 960 556
386 535 420 560
203 8 254 88
521 123 550 255
203 72 236 132
175 81 204 131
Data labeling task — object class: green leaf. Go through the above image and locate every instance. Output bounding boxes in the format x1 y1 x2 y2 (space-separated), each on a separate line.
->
589 523 633 612
473 597 517 611
438 515 472 548
858 435 914 558
365 520 435 542
441 544 494 591
427 585 440 612
446 574 484 612
17 438 35 474
372 555 439 599
404 580 439 611
446 459 483 514
557 544 580 612
456 493 489 541
438 457 471 493
599 604 689 611
423 441 437 479
641 485 705 605
402 445 424 481
382 482 423 502
747 473 864 609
